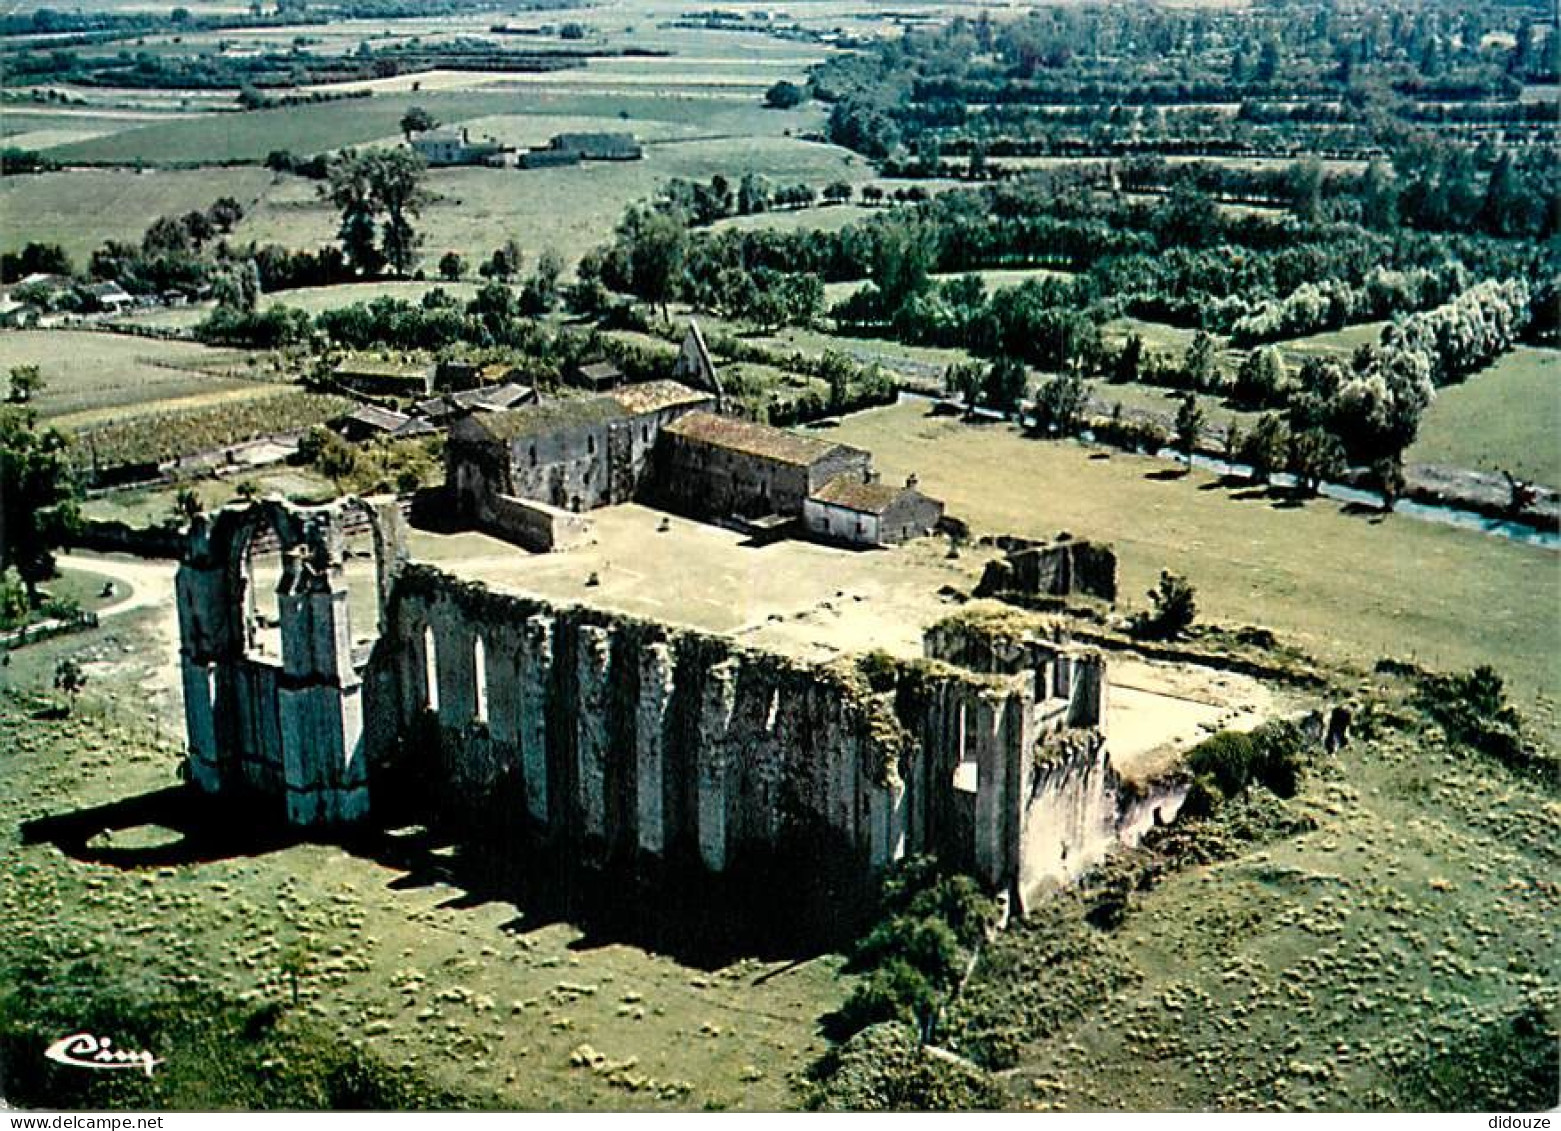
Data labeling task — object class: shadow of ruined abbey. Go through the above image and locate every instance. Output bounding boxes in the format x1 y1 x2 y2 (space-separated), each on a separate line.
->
158 495 1187 951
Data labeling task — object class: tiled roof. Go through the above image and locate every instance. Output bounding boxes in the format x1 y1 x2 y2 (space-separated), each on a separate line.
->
810 475 905 515
460 397 627 441
607 379 710 416
663 410 851 468
342 404 410 432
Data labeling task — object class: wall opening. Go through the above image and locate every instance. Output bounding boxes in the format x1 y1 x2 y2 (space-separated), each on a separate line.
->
424 625 440 712
235 520 287 664
473 635 489 723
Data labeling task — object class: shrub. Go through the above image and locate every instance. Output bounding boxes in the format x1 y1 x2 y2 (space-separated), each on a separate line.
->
1186 720 1307 801
1413 666 1556 786
1131 570 1197 640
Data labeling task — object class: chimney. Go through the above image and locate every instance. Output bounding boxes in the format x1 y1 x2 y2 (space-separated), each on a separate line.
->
866 468 880 484
906 473 919 490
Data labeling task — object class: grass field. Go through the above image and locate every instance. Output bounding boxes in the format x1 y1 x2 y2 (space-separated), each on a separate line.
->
1409 348 1561 487
0 583 844 1110
41 87 821 166
0 167 277 264
0 330 288 425
818 400 1559 731
965 703 1559 1111
234 136 869 269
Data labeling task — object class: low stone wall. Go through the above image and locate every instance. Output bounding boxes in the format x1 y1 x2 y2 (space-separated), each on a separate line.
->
483 493 593 553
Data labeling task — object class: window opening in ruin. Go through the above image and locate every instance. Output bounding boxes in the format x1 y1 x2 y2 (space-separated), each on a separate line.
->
424 625 440 711
529 445 538 467
238 522 286 663
473 635 489 724
587 434 596 455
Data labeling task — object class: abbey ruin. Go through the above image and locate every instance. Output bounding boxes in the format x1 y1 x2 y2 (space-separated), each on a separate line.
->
174 488 1211 911
172 357 1273 911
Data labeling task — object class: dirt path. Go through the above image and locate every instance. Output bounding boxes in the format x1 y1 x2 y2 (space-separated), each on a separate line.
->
58 553 177 620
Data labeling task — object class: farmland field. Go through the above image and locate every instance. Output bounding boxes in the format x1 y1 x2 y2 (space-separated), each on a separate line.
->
0 167 277 264
235 137 869 269
1409 348 1561 487
0 330 288 425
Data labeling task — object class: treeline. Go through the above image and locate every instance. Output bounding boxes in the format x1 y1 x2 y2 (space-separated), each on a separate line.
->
809 0 1560 230
595 168 1552 352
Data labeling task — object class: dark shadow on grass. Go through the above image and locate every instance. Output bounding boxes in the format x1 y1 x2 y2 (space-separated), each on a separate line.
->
1144 467 1189 482
26 768 864 969
20 785 305 869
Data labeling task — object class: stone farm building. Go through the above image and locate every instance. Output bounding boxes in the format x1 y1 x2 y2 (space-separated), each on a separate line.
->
446 376 946 550
805 473 945 547
411 127 509 167
655 410 869 521
447 380 716 547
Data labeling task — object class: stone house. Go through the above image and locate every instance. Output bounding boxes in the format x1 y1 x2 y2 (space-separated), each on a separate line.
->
412 127 509 168
654 410 870 520
446 381 714 542
804 472 945 547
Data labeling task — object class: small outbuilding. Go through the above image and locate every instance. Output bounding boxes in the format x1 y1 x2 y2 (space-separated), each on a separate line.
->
805 473 944 547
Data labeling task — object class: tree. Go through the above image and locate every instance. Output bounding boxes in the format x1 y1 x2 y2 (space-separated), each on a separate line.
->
1134 571 1197 640
618 205 688 320
943 361 982 416
765 80 806 109
1239 412 1289 485
172 485 204 524
53 657 86 714
820 350 855 413
982 356 1027 415
1030 372 1087 437
481 240 524 281
399 105 437 140
737 173 771 215
822 181 854 206
1183 331 1217 391
0 405 80 601
1255 38 1281 82
1288 427 1345 497
1234 345 1287 408
207 196 245 234
7 365 43 405
325 150 384 276
438 251 465 281
1112 332 1143 384
1173 393 1204 470
370 148 430 276
519 248 564 315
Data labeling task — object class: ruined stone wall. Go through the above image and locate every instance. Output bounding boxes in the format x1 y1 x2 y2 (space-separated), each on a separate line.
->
482 493 593 553
1014 731 1187 911
923 616 1106 733
366 566 1035 885
976 539 1119 604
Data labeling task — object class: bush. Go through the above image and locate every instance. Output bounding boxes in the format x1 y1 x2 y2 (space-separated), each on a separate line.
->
1131 570 1197 640
1414 666 1556 787
1185 720 1308 801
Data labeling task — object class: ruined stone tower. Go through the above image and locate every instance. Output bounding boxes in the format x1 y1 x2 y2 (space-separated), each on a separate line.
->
175 496 407 826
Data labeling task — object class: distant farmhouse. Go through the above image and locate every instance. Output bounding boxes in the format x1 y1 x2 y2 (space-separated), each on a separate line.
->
519 131 643 169
411 126 511 168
